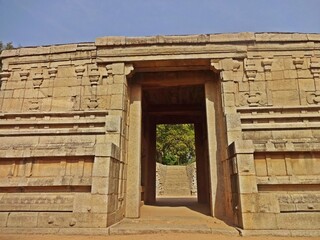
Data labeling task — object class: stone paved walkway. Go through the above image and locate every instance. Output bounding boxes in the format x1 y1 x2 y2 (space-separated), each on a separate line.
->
110 197 238 235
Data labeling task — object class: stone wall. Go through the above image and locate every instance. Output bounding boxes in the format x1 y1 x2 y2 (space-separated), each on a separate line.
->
1 32 320 232
155 163 167 196
186 162 197 196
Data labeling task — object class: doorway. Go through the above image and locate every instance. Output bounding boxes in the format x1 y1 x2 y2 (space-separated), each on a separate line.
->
139 72 212 212
126 69 223 219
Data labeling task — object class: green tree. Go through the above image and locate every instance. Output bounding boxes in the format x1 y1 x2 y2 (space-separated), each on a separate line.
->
156 124 195 165
0 41 14 70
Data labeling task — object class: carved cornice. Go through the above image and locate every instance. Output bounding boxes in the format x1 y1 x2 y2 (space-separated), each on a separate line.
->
0 71 11 82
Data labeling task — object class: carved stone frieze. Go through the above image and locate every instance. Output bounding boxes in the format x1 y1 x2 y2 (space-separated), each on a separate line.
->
239 91 266 106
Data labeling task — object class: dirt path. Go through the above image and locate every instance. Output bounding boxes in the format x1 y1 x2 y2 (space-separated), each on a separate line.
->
0 233 318 240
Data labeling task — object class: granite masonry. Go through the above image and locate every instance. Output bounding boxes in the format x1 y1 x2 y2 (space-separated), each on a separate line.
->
0 32 319 234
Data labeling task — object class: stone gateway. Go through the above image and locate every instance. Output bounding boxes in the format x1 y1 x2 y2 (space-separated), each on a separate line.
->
0 33 319 234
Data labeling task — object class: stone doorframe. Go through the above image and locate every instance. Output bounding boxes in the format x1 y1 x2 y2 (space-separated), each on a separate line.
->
125 70 220 218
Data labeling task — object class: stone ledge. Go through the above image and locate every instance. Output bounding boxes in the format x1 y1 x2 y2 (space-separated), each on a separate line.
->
0 43 96 58
96 33 320 47
0 227 110 235
239 229 320 237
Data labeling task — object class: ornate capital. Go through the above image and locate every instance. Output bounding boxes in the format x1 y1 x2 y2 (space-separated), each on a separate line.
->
48 67 58 79
293 57 304 69
244 59 257 81
0 71 11 82
75 65 86 79
20 71 29 81
262 58 273 72
125 63 134 77
88 66 100 85
310 57 320 79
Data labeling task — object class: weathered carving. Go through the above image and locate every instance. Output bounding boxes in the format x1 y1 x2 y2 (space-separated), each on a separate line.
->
88 65 100 109
0 71 11 82
32 73 44 89
48 67 58 79
293 57 304 69
75 65 85 79
310 58 320 78
19 71 29 81
29 100 40 111
306 91 320 104
210 59 242 83
87 97 99 109
125 63 134 77
0 71 10 89
239 92 266 106
261 58 273 72
244 60 257 81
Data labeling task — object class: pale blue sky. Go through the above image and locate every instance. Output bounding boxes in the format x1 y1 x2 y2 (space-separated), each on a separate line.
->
1 0 320 47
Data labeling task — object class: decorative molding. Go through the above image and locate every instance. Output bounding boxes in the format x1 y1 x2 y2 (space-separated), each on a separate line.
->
32 73 44 89
19 71 29 81
262 58 273 72
48 67 58 79
307 91 320 105
88 65 101 109
293 57 304 69
29 99 40 111
125 63 134 77
244 59 257 81
239 92 266 107
0 71 11 82
310 59 320 78
75 65 85 79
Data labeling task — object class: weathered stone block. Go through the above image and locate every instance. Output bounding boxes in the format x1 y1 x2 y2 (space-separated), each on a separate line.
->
241 212 278 230
240 193 280 213
272 90 300 106
238 175 258 193
91 177 110 195
7 212 38 228
277 213 320 230
110 94 125 110
236 154 256 175
0 213 8 227
106 115 121 133
92 157 111 177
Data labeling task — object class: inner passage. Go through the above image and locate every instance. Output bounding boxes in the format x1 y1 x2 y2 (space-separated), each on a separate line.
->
156 123 198 198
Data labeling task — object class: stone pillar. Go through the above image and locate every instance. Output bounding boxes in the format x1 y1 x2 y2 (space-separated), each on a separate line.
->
125 83 142 218
205 80 218 216
145 120 156 204
195 122 209 204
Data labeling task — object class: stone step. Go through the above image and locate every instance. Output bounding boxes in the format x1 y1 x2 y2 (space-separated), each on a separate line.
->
162 165 192 196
